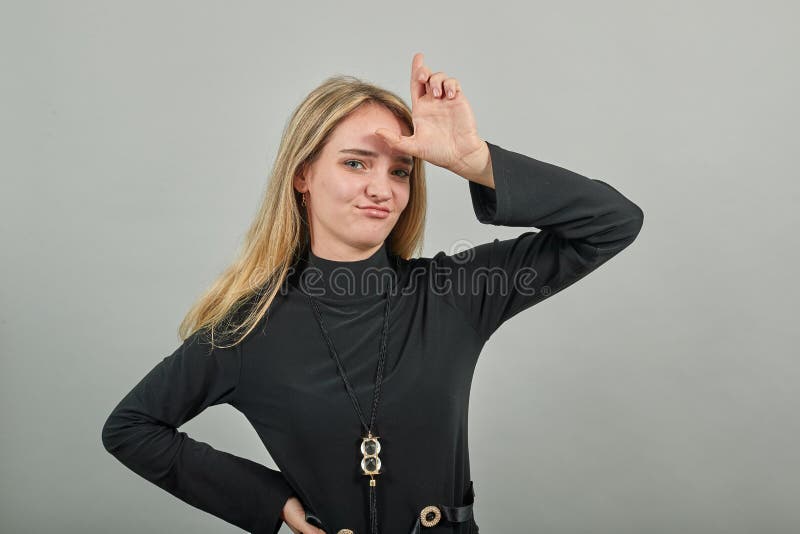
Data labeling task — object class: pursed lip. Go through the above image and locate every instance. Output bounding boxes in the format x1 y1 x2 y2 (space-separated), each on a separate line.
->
358 205 390 213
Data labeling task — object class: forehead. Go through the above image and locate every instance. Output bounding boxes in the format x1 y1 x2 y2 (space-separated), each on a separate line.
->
326 104 412 157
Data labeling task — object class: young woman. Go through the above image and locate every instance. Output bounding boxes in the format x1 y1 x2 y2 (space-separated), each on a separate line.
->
102 53 644 534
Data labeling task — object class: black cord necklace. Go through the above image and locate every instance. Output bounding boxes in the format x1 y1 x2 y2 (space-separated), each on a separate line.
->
306 287 391 534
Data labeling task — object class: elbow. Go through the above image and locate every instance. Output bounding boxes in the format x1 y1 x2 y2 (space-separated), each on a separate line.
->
101 415 116 453
101 411 125 455
612 198 644 241
615 203 644 249
628 202 644 240
593 202 644 257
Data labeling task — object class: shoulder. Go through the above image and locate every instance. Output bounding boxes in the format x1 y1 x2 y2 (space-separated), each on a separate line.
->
392 250 473 293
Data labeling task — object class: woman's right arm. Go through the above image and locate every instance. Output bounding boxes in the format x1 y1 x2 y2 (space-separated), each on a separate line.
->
101 330 295 534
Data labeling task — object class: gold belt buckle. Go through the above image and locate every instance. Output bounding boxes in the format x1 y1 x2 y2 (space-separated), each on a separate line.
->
420 505 442 527
336 530 354 534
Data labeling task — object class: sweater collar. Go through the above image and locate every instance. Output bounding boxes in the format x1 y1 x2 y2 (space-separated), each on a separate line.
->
295 241 397 301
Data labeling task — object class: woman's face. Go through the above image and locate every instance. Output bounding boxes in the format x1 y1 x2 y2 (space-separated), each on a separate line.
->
294 103 413 259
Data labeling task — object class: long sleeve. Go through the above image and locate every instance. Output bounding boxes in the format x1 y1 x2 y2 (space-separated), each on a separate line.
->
433 140 644 342
101 330 296 534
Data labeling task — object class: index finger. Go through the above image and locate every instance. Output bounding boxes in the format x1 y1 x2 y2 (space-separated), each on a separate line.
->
410 52 428 105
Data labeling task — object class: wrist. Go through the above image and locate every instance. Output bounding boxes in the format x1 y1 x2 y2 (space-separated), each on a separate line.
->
452 140 494 188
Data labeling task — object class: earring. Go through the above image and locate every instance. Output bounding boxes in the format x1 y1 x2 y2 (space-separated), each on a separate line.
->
301 192 307 207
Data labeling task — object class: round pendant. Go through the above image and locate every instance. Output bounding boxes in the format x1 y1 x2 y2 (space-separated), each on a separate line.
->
420 505 441 527
360 454 382 474
360 436 381 456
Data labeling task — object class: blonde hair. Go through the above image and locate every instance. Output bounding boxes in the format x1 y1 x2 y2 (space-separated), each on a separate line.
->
178 75 428 348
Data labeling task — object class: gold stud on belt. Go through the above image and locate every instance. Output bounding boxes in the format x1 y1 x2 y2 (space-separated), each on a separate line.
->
420 505 442 527
337 529 354 534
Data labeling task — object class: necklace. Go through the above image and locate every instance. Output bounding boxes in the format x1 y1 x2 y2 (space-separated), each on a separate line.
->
306 287 391 534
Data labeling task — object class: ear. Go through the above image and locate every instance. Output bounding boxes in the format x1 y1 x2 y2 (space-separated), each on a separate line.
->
293 162 308 193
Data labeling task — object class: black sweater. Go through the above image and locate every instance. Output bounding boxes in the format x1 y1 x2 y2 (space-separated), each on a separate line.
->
101 141 644 534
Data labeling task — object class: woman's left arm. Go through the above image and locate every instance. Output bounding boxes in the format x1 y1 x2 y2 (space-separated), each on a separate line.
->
377 53 644 341
432 139 644 342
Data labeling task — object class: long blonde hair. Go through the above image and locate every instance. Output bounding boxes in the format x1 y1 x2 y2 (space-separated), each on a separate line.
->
178 75 428 349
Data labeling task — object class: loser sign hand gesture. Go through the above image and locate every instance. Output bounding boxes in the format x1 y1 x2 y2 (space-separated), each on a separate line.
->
375 52 490 181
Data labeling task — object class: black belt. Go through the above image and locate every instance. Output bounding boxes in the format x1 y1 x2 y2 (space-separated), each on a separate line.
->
408 480 476 534
305 481 477 534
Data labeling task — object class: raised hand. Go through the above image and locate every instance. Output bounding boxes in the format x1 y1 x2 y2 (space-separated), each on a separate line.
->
375 52 490 181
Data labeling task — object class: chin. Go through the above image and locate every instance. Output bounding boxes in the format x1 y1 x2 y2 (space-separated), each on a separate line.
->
350 232 390 248
343 219 395 245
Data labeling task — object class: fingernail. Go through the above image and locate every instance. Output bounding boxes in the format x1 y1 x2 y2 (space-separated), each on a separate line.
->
433 87 440 97
448 89 454 98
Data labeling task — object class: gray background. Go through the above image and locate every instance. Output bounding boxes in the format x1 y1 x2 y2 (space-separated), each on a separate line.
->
2 1 798 533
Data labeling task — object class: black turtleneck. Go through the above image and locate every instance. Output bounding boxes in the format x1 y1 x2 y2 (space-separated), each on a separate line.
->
101 141 644 534
299 239 398 301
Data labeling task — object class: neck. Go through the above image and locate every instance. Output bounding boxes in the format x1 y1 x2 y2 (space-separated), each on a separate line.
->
310 240 386 262
296 240 397 301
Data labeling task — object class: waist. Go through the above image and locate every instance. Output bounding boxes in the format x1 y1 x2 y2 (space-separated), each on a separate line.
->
305 480 478 534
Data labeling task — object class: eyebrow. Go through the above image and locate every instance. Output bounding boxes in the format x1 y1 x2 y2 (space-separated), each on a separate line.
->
339 148 414 167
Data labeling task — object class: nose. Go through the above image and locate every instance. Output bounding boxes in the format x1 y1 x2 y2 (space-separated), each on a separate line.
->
365 173 393 201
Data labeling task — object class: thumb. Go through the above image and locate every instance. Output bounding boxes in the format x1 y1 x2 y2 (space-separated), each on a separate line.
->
375 128 416 155
300 518 326 534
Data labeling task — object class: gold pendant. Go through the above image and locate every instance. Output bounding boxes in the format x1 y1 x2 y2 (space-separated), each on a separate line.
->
360 431 382 476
